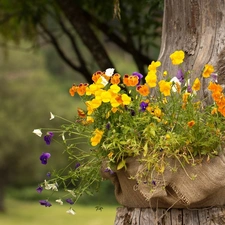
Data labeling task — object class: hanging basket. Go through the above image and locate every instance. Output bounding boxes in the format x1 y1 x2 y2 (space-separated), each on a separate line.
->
102 149 225 209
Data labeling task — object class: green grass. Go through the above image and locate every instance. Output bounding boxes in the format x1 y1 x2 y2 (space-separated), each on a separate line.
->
0 198 117 225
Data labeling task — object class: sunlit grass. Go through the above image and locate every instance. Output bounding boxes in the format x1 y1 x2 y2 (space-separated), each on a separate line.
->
0 198 117 225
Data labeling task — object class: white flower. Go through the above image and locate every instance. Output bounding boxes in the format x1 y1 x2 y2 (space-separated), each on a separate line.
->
32 129 42 137
50 112 55 120
66 189 76 197
100 76 108 86
56 199 63 205
105 68 115 77
44 180 58 191
66 208 76 215
170 77 181 92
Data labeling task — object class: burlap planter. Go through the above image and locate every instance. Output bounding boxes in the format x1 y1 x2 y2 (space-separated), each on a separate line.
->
102 150 225 209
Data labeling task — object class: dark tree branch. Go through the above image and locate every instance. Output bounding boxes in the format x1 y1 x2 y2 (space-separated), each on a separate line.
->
56 0 114 71
83 10 152 66
57 16 92 83
39 22 91 79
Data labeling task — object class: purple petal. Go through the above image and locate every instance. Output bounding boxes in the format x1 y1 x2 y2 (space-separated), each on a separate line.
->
132 72 143 85
66 198 74 205
176 69 185 83
36 186 43 193
40 152 51 165
140 102 148 111
39 200 52 207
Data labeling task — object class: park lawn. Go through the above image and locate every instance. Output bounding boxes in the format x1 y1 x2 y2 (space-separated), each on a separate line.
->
0 198 117 225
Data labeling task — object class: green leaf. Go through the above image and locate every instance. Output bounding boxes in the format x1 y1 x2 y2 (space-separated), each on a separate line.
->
117 159 126 170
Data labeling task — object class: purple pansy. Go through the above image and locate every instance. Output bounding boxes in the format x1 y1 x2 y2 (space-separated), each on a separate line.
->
106 122 111 130
132 72 143 85
140 101 148 111
36 186 43 193
40 152 51 165
176 69 185 83
104 167 114 175
66 198 74 205
75 162 81 169
46 172 51 177
44 132 54 145
39 200 52 207
187 85 192 93
211 73 218 82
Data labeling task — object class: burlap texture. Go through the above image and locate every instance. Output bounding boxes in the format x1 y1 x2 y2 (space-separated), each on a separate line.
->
102 150 225 208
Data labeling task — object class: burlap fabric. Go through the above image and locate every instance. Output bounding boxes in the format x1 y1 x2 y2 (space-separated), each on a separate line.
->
102 150 225 208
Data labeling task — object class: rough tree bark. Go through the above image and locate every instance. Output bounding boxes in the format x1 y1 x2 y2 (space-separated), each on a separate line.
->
114 0 225 224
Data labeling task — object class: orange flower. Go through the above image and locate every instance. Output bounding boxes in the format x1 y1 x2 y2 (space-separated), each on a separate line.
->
218 106 225 117
77 83 88 96
208 82 223 93
123 74 129 86
69 84 77 96
128 75 139 86
136 84 150 96
212 91 223 103
123 74 139 86
187 120 195 127
77 108 86 118
110 73 121 84
92 71 102 83
202 64 214 78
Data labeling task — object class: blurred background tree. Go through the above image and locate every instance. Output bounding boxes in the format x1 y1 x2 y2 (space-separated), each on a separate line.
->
0 0 163 213
0 0 163 81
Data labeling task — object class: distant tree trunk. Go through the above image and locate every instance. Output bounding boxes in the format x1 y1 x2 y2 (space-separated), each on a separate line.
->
114 0 225 224
0 169 7 212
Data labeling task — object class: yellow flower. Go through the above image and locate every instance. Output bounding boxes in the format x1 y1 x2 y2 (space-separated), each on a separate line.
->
101 90 112 103
85 101 94 115
182 92 191 103
187 120 195 127
145 71 157 87
121 94 131 105
148 61 161 72
90 129 104 146
109 84 121 93
86 116 94 123
154 107 162 118
165 134 170 139
86 83 102 95
90 98 102 109
192 78 201 91
163 71 168 77
170 50 185 65
202 64 214 78
158 80 172 96
211 107 218 115
108 152 114 159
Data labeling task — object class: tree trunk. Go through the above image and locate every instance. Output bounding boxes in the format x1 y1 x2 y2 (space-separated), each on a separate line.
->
158 0 225 98
114 207 225 225
114 0 225 224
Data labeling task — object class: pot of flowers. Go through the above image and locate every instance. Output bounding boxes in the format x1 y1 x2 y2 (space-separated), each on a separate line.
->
33 50 225 216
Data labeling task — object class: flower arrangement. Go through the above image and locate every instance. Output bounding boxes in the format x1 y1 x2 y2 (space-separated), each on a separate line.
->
33 50 225 212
